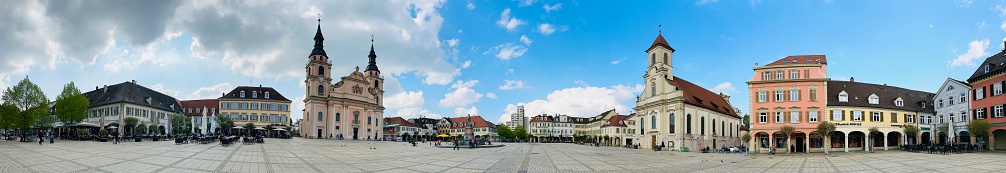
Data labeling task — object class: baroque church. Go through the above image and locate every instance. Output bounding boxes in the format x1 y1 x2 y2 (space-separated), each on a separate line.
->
299 19 385 140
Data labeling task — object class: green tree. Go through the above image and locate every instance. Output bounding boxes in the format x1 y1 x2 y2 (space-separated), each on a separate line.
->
513 125 528 141
149 125 159 135
902 124 919 145
497 125 512 141
215 115 234 136
55 82 89 125
868 127 880 152
136 122 147 135
124 117 138 136
0 103 15 130
2 76 50 141
742 133 752 148
170 114 191 135
244 123 255 136
967 120 992 147
742 114 751 127
779 125 795 154
816 121 836 155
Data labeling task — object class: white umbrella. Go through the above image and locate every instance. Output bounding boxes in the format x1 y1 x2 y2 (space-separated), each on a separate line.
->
107 126 118 129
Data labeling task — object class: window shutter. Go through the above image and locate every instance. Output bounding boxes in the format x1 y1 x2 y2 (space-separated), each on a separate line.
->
892 113 897 123
799 90 802 101
829 110 834 121
974 89 978 100
771 91 775 102
784 90 790 101
984 86 988 98
973 109 978 120
842 110 847 121
817 111 822 122
880 112 884 122
784 111 790 122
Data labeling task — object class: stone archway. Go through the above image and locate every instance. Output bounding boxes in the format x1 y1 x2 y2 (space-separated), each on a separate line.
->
755 132 770 153
831 131 846 152
793 132 807 153
921 132 931 145
938 132 948 145
958 131 971 144
886 132 901 147
993 129 1006 150
848 131 865 151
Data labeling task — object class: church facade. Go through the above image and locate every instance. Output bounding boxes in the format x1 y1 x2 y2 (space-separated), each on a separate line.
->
299 20 385 140
631 33 744 150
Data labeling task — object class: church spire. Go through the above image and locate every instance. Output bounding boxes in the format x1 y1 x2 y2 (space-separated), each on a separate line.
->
311 16 327 56
366 35 380 73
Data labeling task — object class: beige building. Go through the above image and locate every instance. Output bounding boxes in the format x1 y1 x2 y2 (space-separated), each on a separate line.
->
218 86 292 129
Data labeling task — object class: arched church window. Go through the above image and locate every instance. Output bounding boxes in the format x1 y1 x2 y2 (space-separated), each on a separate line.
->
651 82 656 96
663 53 668 65
318 85 324 96
651 53 655 66
318 66 324 75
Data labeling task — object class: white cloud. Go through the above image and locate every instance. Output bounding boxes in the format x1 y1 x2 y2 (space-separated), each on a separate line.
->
517 0 537 7
446 39 460 47
1000 21 1006 31
466 1 476 10
498 84 643 123
696 0 719 5
485 43 528 60
451 79 479 89
538 23 556 36
611 57 626 65
462 60 471 69
709 82 737 94
499 80 527 90
543 3 562 12
384 90 424 109
957 0 973 7
290 95 306 120
439 87 483 107
395 107 441 119
486 92 498 99
455 106 479 116
150 83 181 98
978 21 987 30
948 39 990 69
496 8 525 32
520 35 533 45
506 69 515 75
929 24 934 29
185 83 234 100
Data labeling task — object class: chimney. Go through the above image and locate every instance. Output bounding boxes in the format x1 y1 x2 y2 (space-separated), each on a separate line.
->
850 77 855 83
131 80 136 84
103 85 108 92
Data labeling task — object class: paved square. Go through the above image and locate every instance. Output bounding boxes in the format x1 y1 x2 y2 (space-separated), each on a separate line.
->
2 138 1006 172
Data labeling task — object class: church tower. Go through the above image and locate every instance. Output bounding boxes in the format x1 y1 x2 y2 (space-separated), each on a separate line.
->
643 31 676 99
304 18 331 138
365 37 384 106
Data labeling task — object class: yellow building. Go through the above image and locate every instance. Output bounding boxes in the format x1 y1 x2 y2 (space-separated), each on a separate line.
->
824 79 931 152
218 86 293 129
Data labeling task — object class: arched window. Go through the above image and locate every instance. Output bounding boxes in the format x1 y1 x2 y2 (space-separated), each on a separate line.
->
712 118 716 135
640 118 645 135
335 113 340 121
264 92 270 99
318 85 324 96
317 112 323 121
318 66 324 75
669 113 675 133
663 53 668 65
651 115 656 129
721 121 725 136
700 117 705 135
375 80 379 89
368 117 372 124
651 53 655 65
651 82 656 96
353 111 360 122
686 114 692 134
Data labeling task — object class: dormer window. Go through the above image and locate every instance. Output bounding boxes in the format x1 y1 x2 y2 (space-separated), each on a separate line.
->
240 91 245 98
986 65 990 73
807 59 811 62
265 92 271 99
895 97 904 107
838 91 848 102
868 94 879 104
252 91 258 98
783 60 788 63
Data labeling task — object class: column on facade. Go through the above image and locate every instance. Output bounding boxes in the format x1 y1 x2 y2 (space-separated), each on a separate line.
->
883 133 888 151
805 134 810 153
844 134 849 152
768 134 774 152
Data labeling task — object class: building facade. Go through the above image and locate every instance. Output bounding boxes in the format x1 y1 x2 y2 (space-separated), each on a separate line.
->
747 55 829 153
967 48 1006 150
507 105 527 132
82 81 182 134
929 78 972 145
218 86 292 131
180 99 219 134
825 79 932 152
632 33 743 150
300 21 385 140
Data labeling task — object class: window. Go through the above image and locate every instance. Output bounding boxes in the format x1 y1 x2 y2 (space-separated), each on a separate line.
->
775 89 784 102
354 112 360 122
839 93 848 102
686 114 692 134
759 112 768 123
335 113 340 121
906 114 914 123
651 82 656 96
319 66 325 75
368 117 372 124
803 69 810 78
763 71 771 81
775 70 783 80
995 82 1004 96
938 99 944 108
700 117 705 135
809 111 818 122
651 115 656 129
252 91 257 98
775 112 783 123
251 103 258 110
650 53 655 65
960 93 966 103
853 111 862 121
790 70 798 79
960 111 967 122
868 95 879 104
251 114 258 121
809 89 817 101
758 91 767 102
996 105 1004 118
791 110 799 123
663 53 668 65
985 65 990 73
977 87 985 100
895 100 904 107
240 91 245 98
872 111 880 122
949 96 955 105
669 113 675 133
317 112 323 121
265 92 270 99
318 85 325 96
241 103 248 109
790 89 799 101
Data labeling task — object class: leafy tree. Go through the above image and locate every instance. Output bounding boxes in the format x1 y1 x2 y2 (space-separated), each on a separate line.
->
0 103 15 130
742 114 751 128
513 125 528 141
403 132 410 141
868 127 880 152
170 114 191 135
215 115 234 135
149 125 159 135
124 117 139 136
779 125 795 154
816 121 836 155
55 82 89 125
2 77 49 141
497 125 512 141
902 124 919 145
244 123 255 136
136 122 147 135
742 133 752 148
968 120 992 146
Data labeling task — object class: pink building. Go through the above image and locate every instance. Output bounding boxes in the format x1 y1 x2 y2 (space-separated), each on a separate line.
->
300 20 385 140
747 55 828 153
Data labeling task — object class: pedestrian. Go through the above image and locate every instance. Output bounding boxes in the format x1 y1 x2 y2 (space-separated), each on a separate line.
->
47 131 53 144
453 140 459 150
37 130 44 145
112 131 119 144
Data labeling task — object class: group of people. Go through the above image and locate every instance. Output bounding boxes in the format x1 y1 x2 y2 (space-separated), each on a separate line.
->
36 130 55 145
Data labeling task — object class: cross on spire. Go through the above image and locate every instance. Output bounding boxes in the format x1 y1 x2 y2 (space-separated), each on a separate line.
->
658 24 662 34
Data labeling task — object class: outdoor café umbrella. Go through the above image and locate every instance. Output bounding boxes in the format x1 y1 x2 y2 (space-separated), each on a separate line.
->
233 126 245 135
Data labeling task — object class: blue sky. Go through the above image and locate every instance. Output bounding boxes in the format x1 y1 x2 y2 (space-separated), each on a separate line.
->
1 0 1003 124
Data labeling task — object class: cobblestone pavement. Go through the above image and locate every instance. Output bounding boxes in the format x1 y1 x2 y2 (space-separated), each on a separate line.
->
2 138 1006 173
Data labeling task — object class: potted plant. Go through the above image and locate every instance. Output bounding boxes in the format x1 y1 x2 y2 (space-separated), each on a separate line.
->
98 129 109 142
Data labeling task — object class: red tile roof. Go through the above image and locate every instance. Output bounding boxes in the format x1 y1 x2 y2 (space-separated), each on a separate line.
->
667 76 740 118
739 125 749 131
448 116 495 128
647 34 675 52
601 114 631 127
529 115 552 122
384 117 420 127
180 99 219 117
764 55 827 66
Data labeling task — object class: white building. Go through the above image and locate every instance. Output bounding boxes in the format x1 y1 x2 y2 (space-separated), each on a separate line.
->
82 81 183 134
507 105 527 132
930 78 972 144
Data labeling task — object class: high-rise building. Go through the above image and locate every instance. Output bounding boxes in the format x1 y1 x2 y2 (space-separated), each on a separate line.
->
508 105 527 132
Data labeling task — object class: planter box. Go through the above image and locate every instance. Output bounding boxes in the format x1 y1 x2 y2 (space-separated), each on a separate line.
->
98 138 109 142
135 137 142 142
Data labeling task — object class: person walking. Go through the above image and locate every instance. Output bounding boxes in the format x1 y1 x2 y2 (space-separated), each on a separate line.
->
112 131 119 144
47 131 53 144
453 140 459 150
37 130 44 145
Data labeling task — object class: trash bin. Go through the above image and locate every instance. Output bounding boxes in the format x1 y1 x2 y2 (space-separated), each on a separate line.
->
680 147 689 152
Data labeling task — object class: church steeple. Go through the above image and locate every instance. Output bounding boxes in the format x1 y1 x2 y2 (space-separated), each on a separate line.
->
365 35 380 74
311 18 327 56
